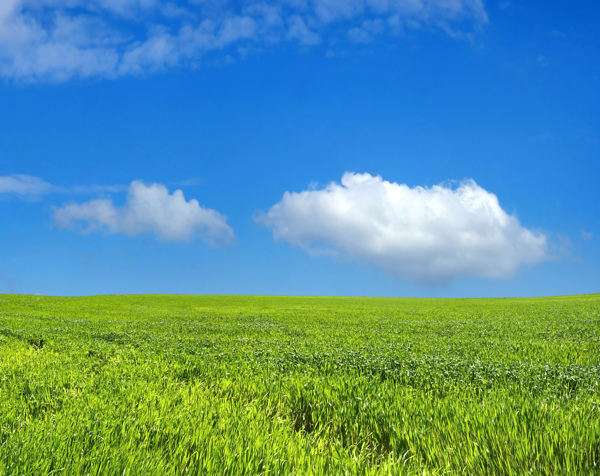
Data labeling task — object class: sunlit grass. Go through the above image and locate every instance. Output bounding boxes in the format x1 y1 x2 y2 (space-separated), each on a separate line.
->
1 294 599 474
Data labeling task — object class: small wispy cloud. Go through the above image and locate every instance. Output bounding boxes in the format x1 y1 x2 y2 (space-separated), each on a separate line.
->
257 172 552 284
0 174 55 199
0 174 126 199
0 0 488 82
54 180 235 245
581 231 593 241
536 54 548 67
2 173 231 245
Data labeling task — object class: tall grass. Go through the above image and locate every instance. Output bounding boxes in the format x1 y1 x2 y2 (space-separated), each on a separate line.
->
0 294 599 474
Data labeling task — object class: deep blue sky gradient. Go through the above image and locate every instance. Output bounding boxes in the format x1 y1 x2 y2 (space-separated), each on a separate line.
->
0 0 598 296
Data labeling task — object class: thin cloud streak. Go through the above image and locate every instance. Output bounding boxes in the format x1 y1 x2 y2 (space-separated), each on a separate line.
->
0 0 488 81
0 174 54 197
0 174 127 198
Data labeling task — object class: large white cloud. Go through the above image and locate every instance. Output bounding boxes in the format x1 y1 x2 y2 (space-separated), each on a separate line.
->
257 173 550 284
0 0 487 81
54 180 234 245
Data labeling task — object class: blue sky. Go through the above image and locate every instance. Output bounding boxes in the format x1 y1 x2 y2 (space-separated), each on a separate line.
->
0 0 598 297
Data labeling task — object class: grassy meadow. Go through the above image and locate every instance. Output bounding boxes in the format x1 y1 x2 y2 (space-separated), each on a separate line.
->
0 294 599 475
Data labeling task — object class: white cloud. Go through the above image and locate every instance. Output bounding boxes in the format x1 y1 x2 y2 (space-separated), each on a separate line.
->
0 174 127 198
53 180 234 245
580 231 593 241
347 18 384 42
0 0 487 81
347 26 372 43
0 174 55 197
287 16 321 45
257 172 550 284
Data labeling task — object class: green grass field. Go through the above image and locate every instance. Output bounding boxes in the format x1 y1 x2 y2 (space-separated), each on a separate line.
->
0 294 599 475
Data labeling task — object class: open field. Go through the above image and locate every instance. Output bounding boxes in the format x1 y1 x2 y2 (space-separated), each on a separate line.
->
0 294 599 475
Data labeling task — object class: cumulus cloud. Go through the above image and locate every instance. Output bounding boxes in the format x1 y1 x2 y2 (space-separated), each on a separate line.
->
53 180 234 245
0 0 487 81
257 172 550 284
